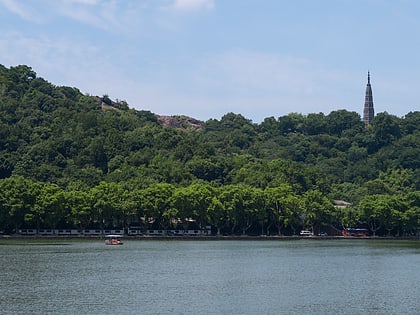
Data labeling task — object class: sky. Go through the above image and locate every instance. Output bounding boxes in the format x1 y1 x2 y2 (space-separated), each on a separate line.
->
0 0 419 122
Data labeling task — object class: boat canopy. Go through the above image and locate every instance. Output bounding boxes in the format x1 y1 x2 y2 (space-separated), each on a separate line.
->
105 234 124 238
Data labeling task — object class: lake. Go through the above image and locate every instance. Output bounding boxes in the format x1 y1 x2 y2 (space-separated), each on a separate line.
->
1 238 419 314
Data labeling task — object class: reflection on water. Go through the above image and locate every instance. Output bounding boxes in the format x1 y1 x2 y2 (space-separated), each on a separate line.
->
1 239 419 314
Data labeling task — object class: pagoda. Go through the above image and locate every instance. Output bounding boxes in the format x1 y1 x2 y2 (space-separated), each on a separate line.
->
363 71 374 126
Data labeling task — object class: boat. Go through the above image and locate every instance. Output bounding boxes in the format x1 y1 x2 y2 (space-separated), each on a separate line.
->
105 234 123 245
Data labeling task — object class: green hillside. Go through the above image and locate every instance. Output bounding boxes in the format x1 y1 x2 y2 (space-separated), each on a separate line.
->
0 64 419 236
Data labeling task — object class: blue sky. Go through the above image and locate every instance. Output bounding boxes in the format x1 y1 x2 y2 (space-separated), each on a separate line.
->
1 0 419 122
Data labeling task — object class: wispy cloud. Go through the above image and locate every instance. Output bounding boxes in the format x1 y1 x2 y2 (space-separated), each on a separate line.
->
0 0 42 22
0 31 100 73
172 0 214 11
0 0 131 32
62 0 99 4
53 0 123 32
0 0 212 35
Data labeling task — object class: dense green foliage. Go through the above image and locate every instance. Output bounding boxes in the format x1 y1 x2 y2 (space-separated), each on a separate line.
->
0 65 419 236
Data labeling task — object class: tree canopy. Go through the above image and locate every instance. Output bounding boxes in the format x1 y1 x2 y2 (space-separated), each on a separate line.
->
0 64 419 236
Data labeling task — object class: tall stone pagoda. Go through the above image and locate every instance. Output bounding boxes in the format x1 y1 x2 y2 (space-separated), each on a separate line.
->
363 71 374 126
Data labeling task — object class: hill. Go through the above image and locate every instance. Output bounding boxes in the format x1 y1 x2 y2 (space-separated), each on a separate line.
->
0 64 419 236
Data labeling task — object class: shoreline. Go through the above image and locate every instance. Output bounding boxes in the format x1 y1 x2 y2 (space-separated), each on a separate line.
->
1 234 419 241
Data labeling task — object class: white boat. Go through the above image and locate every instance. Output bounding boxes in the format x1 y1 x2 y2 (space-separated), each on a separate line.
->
105 235 123 245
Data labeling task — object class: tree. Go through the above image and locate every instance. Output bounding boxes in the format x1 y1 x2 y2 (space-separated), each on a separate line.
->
208 194 226 235
33 183 66 229
277 113 304 134
281 194 304 235
64 189 92 229
400 111 420 134
337 204 359 231
0 176 38 231
400 191 420 236
372 112 402 148
358 194 393 236
218 185 265 235
303 112 327 135
170 183 214 230
138 183 175 230
91 182 125 228
302 190 335 233
264 184 295 235
8 65 36 97
326 110 363 136
187 158 224 182
87 138 108 173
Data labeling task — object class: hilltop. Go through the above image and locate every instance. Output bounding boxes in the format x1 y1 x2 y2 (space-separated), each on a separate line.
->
93 94 204 130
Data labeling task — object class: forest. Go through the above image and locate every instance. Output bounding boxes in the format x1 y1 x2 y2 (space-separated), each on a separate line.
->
0 64 419 236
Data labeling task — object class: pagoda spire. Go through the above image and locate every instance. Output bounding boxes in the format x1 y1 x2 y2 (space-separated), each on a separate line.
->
363 71 374 126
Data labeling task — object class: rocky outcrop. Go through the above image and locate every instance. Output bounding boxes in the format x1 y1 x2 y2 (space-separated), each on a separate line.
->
157 115 204 130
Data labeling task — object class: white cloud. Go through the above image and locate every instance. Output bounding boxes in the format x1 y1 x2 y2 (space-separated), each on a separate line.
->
62 0 99 4
0 31 101 83
171 0 214 11
0 0 121 30
50 0 129 32
0 0 42 22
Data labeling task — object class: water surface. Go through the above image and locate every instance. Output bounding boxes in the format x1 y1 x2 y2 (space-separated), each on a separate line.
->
1 239 419 314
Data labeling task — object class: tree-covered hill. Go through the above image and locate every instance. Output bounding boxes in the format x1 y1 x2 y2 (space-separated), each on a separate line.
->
0 64 419 236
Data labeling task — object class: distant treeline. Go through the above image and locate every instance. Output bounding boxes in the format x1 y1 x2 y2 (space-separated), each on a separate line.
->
0 64 419 236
